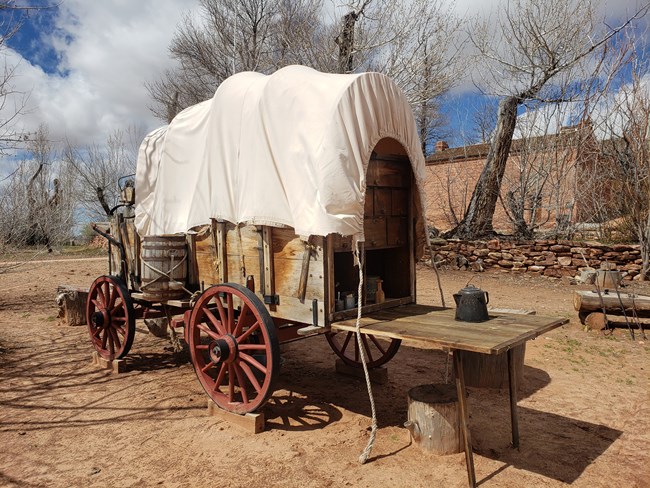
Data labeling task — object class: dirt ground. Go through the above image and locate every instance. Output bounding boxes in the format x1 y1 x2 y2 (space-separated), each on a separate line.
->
0 256 648 488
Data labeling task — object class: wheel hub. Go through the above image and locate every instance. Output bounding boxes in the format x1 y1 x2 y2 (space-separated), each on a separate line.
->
209 334 238 364
92 310 109 328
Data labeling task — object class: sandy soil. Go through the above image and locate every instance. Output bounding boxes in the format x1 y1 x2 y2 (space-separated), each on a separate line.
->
0 258 648 488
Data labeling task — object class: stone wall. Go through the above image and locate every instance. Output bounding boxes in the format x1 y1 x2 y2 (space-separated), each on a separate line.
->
428 238 644 281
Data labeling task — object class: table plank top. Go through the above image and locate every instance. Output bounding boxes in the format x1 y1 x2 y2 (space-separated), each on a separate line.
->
331 304 568 355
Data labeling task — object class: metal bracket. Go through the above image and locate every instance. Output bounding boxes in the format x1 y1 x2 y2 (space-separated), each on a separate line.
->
263 294 280 305
312 298 318 327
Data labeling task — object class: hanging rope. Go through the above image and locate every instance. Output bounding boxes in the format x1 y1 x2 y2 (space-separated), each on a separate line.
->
354 242 377 464
427 241 446 307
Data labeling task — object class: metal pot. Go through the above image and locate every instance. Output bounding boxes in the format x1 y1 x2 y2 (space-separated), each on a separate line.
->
453 285 489 322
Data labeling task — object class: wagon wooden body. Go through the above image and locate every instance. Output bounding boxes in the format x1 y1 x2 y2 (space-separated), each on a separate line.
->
86 66 427 415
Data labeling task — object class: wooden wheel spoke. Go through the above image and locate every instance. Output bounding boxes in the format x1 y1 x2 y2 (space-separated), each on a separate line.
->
238 344 267 351
111 327 122 350
226 294 234 333
236 322 260 344
233 302 251 337
110 303 124 315
115 326 126 338
238 361 262 394
233 365 249 404
107 331 115 355
197 323 220 340
339 332 352 355
196 344 210 350
201 360 217 373
96 284 106 307
361 335 374 362
101 329 108 349
369 334 387 355
91 298 102 310
213 362 227 392
227 364 235 402
102 282 111 307
203 307 226 335
239 352 267 375
112 316 127 323
215 297 228 332
108 286 118 310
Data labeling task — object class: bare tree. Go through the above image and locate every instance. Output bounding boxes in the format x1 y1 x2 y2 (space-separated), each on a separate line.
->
448 0 648 239
64 127 141 220
148 0 463 151
587 54 650 278
147 0 326 121
0 125 75 249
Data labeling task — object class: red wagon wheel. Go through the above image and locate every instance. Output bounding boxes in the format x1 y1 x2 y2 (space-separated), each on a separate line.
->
188 283 280 414
86 275 135 360
325 331 400 369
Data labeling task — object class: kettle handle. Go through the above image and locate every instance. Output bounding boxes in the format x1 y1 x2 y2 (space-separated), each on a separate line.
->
485 291 489 304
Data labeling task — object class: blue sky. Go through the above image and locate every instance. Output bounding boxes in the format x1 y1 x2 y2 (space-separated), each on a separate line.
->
0 0 648 153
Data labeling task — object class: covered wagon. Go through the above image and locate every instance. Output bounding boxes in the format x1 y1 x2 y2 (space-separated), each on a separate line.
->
87 65 429 415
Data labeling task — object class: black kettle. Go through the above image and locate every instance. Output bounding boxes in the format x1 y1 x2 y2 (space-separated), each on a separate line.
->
453 285 489 322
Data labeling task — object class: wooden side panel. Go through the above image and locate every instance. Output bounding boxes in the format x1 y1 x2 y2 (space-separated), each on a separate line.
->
225 224 261 287
365 217 387 249
387 216 408 247
391 189 408 216
194 225 220 287
270 228 325 326
373 188 392 216
367 160 409 188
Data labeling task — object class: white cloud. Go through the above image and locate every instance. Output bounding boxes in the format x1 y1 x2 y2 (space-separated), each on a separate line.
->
3 0 200 147
1 0 648 152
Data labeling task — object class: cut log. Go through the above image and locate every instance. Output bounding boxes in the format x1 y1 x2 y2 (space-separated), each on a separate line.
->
55 285 89 326
458 344 525 389
573 290 650 313
584 312 608 331
406 383 463 455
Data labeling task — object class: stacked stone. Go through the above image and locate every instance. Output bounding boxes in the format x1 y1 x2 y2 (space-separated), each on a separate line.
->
429 238 644 280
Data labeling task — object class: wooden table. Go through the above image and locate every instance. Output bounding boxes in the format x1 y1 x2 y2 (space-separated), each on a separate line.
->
333 304 568 487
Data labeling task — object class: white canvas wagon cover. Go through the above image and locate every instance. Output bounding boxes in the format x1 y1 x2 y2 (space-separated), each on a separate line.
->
135 65 427 242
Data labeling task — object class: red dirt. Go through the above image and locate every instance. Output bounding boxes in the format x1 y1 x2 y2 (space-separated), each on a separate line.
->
0 258 648 487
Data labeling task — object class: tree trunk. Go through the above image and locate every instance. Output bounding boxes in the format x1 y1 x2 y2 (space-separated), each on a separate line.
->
335 11 357 73
450 96 519 238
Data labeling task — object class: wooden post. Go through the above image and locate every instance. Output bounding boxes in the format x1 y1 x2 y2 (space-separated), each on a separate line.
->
453 350 476 488
507 348 520 448
406 383 463 454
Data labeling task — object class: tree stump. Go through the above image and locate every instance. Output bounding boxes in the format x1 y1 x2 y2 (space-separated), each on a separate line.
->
55 285 89 326
405 383 463 455
457 344 525 389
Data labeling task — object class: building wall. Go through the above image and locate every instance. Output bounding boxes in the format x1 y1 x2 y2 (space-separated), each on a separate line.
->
424 137 584 233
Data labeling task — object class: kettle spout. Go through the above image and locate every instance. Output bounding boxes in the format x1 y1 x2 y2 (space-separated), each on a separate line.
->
404 420 421 442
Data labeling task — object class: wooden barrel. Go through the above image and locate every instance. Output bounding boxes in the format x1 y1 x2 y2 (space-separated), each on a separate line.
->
458 344 525 389
141 235 188 301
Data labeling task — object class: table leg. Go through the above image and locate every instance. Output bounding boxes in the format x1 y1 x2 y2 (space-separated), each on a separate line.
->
507 348 520 448
453 350 476 488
